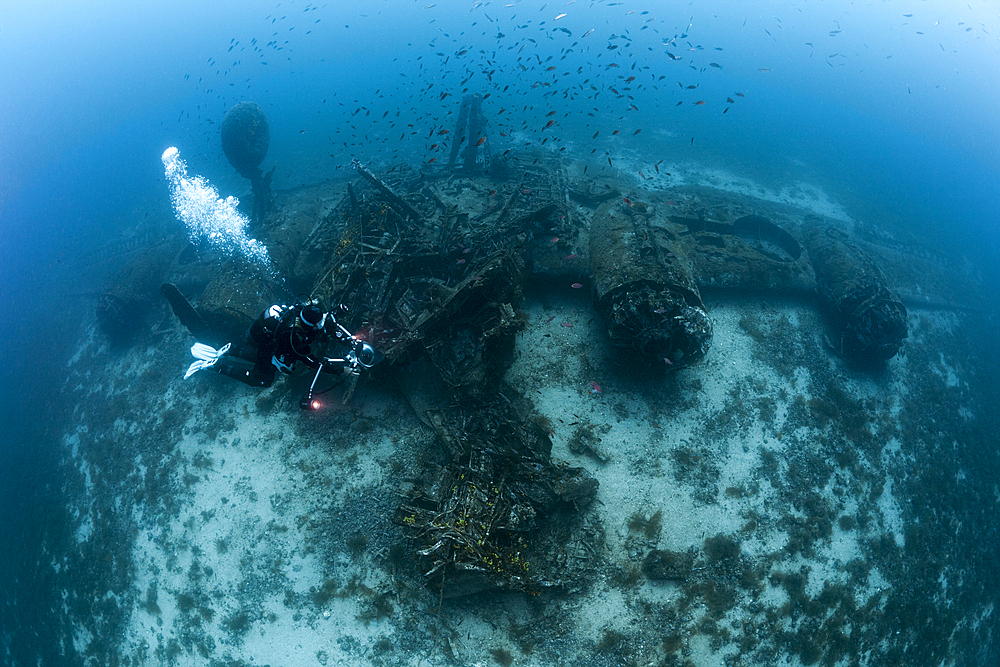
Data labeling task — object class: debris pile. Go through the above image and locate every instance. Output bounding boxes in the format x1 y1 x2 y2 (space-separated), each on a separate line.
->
394 392 599 598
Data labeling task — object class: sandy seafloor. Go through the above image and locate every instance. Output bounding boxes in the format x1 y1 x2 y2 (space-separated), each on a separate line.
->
52 165 997 667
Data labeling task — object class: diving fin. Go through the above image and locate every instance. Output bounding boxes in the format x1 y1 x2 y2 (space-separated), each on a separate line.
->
184 342 231 379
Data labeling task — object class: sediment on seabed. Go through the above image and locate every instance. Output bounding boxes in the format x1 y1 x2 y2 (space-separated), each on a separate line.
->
41 158 1000 667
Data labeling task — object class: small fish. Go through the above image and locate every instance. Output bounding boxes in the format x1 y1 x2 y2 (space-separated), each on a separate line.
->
456 259 466 264
587 381 602 394
554 12 567 20
426 157 437 163
694 100 706 105
710 62 722 68
571 282 583 289
544 119 555 128
476 136 487 146
633 128 641 135
735 92 745 97
625 75 636 82
727 97 735 103
546 315 556 323
437 129 450 135
550 237 559 243
612 129 620 135
565 253 579 259
622 197 633 206
583 28 594 38
663 356 674 365
546 110 557 116
561 322 574 328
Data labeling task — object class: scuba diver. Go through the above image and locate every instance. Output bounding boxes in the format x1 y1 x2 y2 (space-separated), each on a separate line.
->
183 299 379 407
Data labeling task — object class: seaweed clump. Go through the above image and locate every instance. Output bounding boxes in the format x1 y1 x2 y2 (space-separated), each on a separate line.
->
642 549 694 581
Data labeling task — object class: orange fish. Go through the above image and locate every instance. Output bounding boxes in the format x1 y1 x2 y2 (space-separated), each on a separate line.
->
476 136 486 146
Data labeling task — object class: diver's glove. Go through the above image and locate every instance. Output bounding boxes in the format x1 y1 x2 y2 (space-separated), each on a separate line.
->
184 342 232 379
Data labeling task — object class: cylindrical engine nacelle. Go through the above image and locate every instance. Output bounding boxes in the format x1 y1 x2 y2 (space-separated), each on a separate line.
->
803 222 907 362
589 199 712 369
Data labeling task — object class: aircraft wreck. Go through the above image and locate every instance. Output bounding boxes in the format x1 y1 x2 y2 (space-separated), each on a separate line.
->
95 99 961 596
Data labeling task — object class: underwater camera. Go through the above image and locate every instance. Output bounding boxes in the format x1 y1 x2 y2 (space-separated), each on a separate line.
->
299 339 381 411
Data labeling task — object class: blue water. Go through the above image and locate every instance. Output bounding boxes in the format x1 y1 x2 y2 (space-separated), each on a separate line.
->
2 0 998 663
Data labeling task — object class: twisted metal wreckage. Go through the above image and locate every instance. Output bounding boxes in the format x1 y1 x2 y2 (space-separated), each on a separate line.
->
97 98 955 597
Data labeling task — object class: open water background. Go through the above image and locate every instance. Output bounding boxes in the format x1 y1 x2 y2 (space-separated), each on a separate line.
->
1 1 998 663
